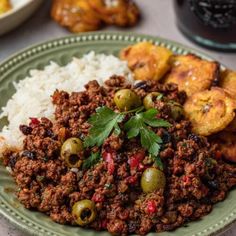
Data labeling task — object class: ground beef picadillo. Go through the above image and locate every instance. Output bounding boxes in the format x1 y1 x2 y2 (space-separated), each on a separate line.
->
3 76 236 235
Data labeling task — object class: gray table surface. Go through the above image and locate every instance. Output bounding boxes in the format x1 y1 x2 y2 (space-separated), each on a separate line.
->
0 1 236 236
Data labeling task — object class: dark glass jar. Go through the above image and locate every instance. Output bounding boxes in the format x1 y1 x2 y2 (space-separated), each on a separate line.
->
174 0 236 51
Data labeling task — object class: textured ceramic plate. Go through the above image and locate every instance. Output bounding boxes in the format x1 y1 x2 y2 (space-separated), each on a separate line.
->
0 32 235 236
0 0 43 35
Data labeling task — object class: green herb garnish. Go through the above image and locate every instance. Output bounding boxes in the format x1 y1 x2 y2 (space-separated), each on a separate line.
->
104 183 112 189
84 106 124 148
153 156 164 171
84 106 171 170
124 109 171 157
82 152 101 170
157 93 163 100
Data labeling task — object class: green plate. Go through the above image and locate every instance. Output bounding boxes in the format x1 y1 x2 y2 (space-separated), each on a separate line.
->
0 32 234 236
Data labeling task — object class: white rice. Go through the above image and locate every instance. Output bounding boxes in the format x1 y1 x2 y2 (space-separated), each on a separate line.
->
0 52 133 152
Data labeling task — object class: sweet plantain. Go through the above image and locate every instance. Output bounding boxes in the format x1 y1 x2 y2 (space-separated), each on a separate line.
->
164 54 220 97
219 70 236 98
184 87 236 136
120 42 173 81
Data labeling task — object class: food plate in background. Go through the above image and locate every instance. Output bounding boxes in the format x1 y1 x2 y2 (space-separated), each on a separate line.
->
0 0 43 35
0 32 234 236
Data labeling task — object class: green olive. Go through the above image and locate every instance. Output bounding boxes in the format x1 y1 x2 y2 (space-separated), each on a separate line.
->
143 92 162 110
72 199 96 226
61 138 83 168
141 167 166 193
168 101 184 121
114 89 142 111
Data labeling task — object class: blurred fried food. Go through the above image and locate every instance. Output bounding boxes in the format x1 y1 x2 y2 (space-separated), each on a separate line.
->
51 0 102 33
164 54 220 97
0 0 12 15
88 0 140 26
219 70 236 98
120 42 172 81
51 0 140 32
211 131 236 163
184 87 236 136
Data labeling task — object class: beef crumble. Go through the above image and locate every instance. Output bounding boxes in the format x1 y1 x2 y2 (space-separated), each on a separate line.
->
3 76 236 235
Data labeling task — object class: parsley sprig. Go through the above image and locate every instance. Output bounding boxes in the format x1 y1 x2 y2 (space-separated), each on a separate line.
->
82 152 101 170
83 106 171 169
84 106 124 148
124 109 171 157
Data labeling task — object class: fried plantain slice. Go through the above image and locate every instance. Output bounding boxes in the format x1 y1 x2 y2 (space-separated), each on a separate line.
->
184 87 236 136
219 69 236 98
51 0 102 33
164 54 220 97
88 0 140 26
120 42 173 81
0 0 12 15
210 131 236 163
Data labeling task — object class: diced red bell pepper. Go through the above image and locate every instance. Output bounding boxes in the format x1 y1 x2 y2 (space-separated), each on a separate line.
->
182 175 191 185
103 152 112 162
128 151 145 169
92 193 104 203
101 219 108 229
138 163 145 171
29 117 40 127
126 175 137 185
103 151 115 175
147 200 157 214
108 161 115 175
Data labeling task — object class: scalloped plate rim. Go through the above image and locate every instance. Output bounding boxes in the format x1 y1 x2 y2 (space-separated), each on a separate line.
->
0 31 224 68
